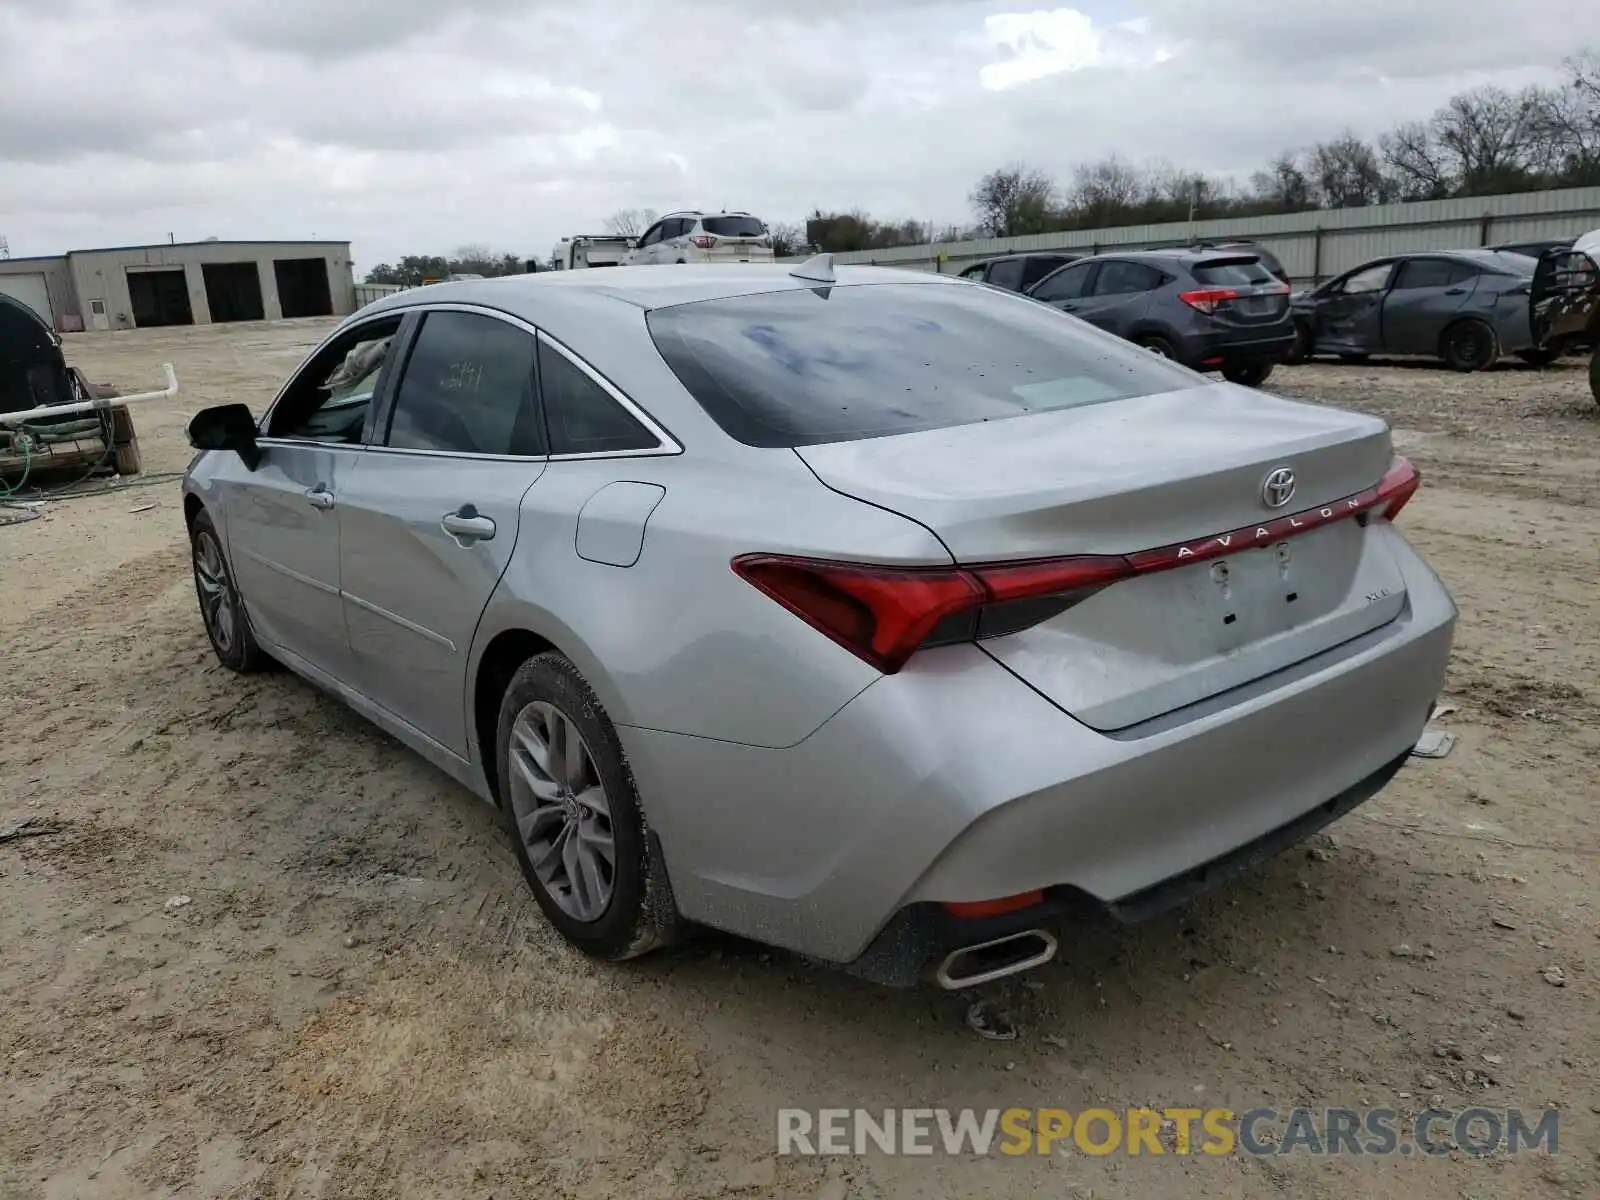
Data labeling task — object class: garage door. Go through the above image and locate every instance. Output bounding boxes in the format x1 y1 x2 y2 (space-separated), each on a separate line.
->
0 273 53 325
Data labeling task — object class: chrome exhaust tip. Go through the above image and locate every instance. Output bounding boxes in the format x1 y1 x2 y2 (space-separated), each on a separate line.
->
935 928 1058 990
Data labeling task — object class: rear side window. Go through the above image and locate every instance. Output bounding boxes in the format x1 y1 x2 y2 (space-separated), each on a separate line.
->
537 339 659 455
1021 256 1072 288
701 216 766 238
1030 262 1094 301
386 311 544 456
1093 261 1164 295
1392 259 1462 290
986 259 1025 291
1191 258 1275 287
646 282 1198 448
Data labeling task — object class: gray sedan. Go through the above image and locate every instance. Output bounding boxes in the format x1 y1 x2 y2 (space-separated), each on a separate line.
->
1287 250 1544 370
181 262 1456 989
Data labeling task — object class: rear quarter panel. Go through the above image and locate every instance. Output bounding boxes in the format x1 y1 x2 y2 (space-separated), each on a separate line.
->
473 450 952 749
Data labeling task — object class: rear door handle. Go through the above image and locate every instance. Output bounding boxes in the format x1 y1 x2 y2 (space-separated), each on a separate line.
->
441 505 496 543
305 486 334 510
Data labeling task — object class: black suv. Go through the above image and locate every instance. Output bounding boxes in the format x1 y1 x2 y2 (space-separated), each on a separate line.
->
958 252 1081 292
1025 248 1295 386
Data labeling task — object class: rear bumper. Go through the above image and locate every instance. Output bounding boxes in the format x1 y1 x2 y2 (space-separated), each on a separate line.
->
845 747 1409 986
1177 326 1295 367
619 525 1456 967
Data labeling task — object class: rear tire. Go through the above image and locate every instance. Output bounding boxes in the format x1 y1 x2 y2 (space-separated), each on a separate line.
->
1221 360 1275 388
497 652 679 962
1440 319 1499 372
1516 348 1557 367
190 509 267 673
1589 348 1600 407
1138 335 1176 359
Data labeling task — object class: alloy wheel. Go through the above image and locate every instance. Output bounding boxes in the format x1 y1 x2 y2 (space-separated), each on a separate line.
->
193 531 236 654
508 701 616 922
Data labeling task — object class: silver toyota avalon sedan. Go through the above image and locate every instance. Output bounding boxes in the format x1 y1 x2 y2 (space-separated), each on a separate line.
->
181 260 1455 989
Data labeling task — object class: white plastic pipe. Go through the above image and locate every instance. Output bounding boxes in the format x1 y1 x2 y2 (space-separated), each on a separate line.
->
0 363 179 426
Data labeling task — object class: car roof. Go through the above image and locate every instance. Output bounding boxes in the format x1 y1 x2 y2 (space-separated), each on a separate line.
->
355 263 959 330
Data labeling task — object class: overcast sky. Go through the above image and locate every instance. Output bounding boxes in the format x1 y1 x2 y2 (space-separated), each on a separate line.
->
2 0 1597 272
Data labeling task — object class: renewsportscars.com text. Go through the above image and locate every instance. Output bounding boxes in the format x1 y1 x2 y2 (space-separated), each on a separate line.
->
777 1106 1560 1158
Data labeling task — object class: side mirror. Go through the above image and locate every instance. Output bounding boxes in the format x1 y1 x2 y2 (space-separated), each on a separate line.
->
187 403 261 470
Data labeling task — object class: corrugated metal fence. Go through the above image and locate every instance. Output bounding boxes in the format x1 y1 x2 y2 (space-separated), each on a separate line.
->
354 282 410 308
807 186 1600 283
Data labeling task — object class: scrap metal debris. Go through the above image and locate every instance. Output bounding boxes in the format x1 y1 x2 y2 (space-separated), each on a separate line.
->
1411 728 1458 758
965 999 1018 1041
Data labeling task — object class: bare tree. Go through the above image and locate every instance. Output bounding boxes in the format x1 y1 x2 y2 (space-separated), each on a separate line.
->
969 165 1058 237
1429 86 1541 194
1528 54 1600 184
767 221 806 257
604 208 659 237
1307 131 1391 208
1380 121 1452 201
1251 151 1318 210
1063 156 1148 225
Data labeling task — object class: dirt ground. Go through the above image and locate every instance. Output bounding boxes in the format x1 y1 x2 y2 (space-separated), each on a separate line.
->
2 319 1597 1200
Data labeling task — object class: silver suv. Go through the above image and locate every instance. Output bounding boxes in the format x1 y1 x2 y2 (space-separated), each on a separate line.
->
623 211 773 266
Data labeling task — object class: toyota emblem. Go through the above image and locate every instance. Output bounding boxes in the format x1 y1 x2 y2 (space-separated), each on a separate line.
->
1261 467 1296 509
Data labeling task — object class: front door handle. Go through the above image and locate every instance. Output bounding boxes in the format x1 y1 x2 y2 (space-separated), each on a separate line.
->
441 505 496 543
1444 287 1467 295
305 486 334 511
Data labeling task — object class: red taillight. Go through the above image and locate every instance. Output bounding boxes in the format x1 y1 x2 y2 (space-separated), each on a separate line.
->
944 890 1044 919
730 553 1129 674
1178 287 1240 315
733 456 1422 673
1375 456 1421 520
692 235 717 250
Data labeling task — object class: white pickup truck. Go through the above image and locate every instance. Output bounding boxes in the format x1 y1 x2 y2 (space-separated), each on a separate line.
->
548 235 635 271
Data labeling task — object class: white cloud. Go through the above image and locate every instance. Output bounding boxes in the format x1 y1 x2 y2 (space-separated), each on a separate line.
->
1 0 1597 271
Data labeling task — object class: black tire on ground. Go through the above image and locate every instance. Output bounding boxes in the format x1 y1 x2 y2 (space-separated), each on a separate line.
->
496 652 679 961
1516 347 1558 367
1138 335 1177 359
190 508 268 673
1439 318 1500 372
1283 322 1314 364
1221 360 1275 387
1589 348 1600 407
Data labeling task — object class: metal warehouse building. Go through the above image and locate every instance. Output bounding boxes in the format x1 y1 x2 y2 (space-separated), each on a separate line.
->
0 240 356 332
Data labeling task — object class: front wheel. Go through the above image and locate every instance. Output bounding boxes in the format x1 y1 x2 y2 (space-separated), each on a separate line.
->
1221 360 1275 388
497 652 679 961
1440 319 1499 372
190 509 267 673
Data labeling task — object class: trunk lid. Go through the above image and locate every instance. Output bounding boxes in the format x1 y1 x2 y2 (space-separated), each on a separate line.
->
796 384 1409 730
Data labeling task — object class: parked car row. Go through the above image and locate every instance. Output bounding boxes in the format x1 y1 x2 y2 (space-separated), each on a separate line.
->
957 231 1600 379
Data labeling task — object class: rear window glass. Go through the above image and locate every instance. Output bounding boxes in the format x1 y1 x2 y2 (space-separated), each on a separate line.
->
701 216 766 238
645 283 1199 448
1191 258 1275 286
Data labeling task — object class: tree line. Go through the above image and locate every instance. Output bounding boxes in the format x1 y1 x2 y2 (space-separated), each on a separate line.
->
809 50 1600 251
364 51 1599 279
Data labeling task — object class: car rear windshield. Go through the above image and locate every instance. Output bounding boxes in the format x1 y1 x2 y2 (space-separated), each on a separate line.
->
645 282 1198 448
701 216 767 238
1191 258 1276 286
